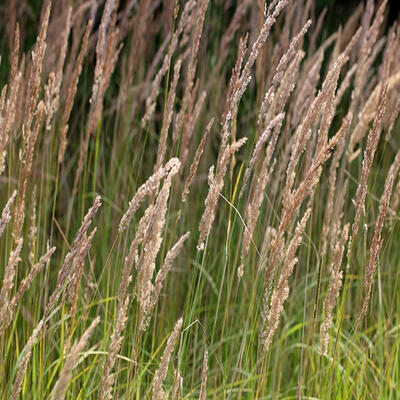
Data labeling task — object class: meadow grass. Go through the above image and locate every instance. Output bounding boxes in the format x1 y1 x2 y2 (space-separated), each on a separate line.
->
0 0 399 399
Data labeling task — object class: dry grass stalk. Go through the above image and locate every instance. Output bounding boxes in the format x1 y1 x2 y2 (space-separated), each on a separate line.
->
0 25 20 175
351 0 387 117
348 71 400 161
99 295 130 400
286 28 359 198
197 137 247 250
234 0 288 109
10 319 44 400
142 0 197 126
361 172 394 317
199 349 208 400
319 224 349 356
271 20 311 89
218 0 252 63
145 232 190 325
347 85 387 269
219 0 287 155
383 147 400 225
151 317 183 400
220 35 247 145
74 2 122 193
335 63 358 108
90 0 117 108
268 51 305 127
315 61 344 155
3 246 55 334
320 111 353 257
218 0 287 160
176 0 209 131
241 113 285 197
155 58 182 172
0 86 7 130
66 228 97 302
0 190 17 238
171 368 182 400
238 114 284 279
292 52 323 126
119 157 180 232
119 204 155 305
13 101 44 242
64 228 98 354
58 19 93 164
265 112 351 286
283 53 349 207
385 95 400 142
0 238 23 333
28 185 37 266
46 196 101 313
181 118 214 204
179 88 207 167
263 208 311 350
51 317 100 400
100 230 188 397
24 4 50 134
388 139 400 217
44 6 71 132
309 7 327 54
138 165 180 330
340 2 363 50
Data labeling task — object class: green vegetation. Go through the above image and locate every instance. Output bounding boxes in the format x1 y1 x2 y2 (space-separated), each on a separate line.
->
0 0 399 398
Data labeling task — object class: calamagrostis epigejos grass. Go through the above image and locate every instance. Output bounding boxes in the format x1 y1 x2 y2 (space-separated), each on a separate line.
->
23 4 50 133
99 295 130 400
264 112 351 286
51 317 100 400
348 70 400 161
145 232 190 327
197 137 247 250
119 157 180 232
177 0 210 167
181 118 214 205
196 3 288 244
347 85 387 271
44 6 71 132
2 246 55 335
199 349 208 400
0 238 23 333
263 208 311 350
0 190 16 238
155 58 182 172
46 196 101 313
137 163 180 330
171 368 182 400
361 171 394 317
28 186 37 266
319 223 349 356
238 113 284 279
58 18 92 164
320 111 353 258
0 25 20 175
350 0 387 118
13 101 44 242
10 319 44 400
142 0 197 127
151 317 183 400
74 0 122 193
241 113 285 198
65 227 98 354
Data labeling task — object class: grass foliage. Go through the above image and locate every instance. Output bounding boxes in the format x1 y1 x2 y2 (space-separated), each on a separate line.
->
0 0 399 398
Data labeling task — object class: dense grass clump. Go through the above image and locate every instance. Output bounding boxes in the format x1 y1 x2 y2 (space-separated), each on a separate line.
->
0 0 399 398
